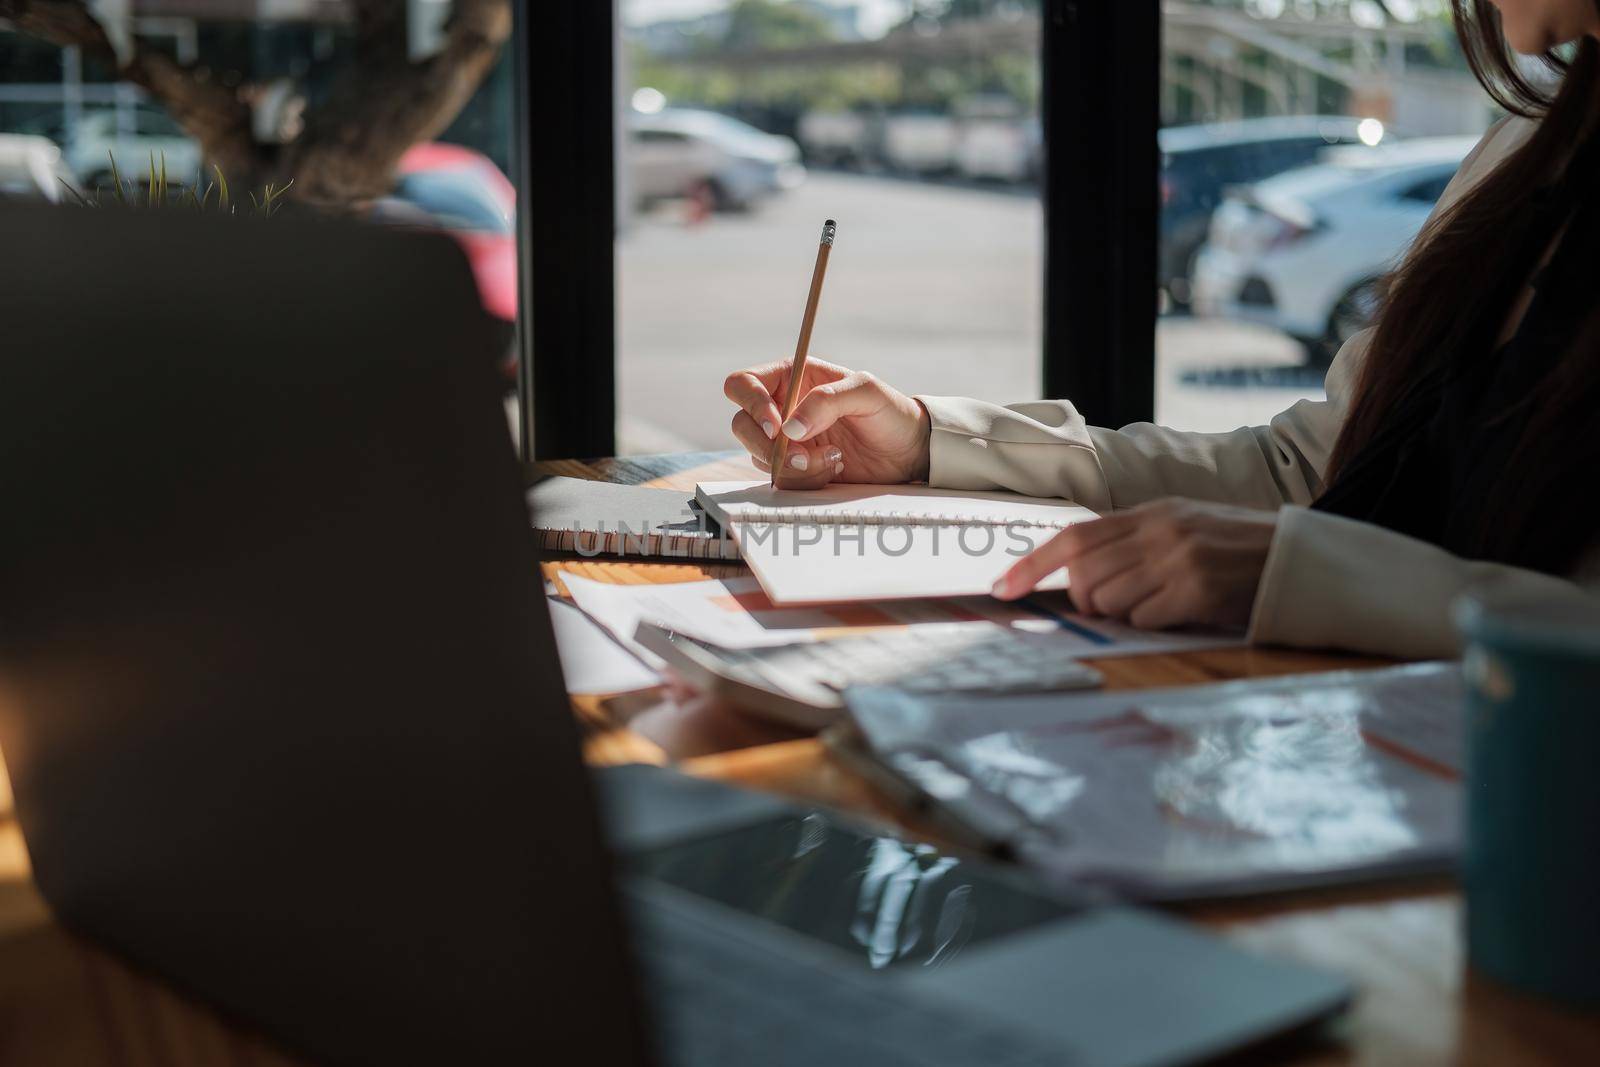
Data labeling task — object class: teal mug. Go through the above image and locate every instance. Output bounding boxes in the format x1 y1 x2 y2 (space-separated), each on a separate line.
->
1454 587 1600 1006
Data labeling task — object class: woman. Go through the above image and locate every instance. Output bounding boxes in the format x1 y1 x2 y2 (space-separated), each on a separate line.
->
722 0 1600 659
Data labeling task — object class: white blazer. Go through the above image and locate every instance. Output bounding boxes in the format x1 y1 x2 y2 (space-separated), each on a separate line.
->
917 116 1600 658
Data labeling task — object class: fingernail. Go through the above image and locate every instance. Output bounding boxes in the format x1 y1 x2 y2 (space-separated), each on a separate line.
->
823 446 842 464
781 417 808 440
762 419 776 438
834 462 844 475
991 575 1013 598
788 451 809 471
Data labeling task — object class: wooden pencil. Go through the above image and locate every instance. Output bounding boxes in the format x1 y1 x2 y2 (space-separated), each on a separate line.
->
769 219 836 484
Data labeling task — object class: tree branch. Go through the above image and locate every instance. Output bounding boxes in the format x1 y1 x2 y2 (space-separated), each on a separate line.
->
123 50 263 182
0 0 115 59
350 0 408 56
289 0 512 205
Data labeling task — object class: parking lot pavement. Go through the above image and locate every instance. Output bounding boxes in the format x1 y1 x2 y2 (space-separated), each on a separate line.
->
1156 316 1327 433
617 172 1325 453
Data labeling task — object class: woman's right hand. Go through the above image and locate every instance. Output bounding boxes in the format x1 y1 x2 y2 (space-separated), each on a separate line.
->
723 357 931 490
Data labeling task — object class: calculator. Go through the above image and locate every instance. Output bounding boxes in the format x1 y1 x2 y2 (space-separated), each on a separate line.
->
634 621 1104 730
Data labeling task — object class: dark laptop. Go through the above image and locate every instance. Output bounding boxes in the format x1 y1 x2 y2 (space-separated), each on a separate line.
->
0 204 1349 1066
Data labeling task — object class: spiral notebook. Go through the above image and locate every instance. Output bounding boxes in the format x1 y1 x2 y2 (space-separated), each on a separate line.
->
528 477 737 560
693 479 1096 605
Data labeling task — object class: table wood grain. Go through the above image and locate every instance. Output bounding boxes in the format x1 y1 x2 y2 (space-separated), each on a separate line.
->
1 451 1595 1065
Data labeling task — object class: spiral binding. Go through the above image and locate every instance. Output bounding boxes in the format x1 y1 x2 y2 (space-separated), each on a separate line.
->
537 528 741 559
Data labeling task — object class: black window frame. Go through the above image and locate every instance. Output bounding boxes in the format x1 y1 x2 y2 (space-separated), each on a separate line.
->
513 1 617 462
1041 1 1160 428
514 0 1161 459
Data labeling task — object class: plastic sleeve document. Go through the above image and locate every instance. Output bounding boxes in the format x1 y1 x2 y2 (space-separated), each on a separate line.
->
695 480 1098 605
843 663 1464 901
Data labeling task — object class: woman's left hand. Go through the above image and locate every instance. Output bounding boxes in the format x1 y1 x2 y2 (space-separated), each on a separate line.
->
990 499 1280 630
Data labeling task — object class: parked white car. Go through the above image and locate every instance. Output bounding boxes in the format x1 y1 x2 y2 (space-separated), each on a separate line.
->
0 135 79 202
882 111 959 174
65 106 203 190
1191 136 1477 360
798 109 877 168
628 109 804 211
798 102 1038 184
951 94 1038 184
954 116 1040 183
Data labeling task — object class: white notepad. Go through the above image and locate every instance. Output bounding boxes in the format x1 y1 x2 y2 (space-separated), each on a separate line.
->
694 480 1097 605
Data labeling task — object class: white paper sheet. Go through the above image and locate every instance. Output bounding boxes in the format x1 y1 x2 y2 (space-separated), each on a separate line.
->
734 522 1070 604
547 596 661 694
695 480 1096 606
696 479 1098 527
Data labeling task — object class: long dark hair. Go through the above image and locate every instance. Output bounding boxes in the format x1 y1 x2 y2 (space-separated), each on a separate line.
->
1322 0 1600 570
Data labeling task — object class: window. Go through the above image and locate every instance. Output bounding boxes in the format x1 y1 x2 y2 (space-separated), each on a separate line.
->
615 0 1044 455
0 1 519 378
1157 3 1497 432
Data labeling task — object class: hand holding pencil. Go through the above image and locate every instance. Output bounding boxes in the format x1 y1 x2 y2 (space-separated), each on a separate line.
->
722 221 932 490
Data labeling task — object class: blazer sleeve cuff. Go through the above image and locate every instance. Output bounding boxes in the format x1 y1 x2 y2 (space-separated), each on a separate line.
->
915 394 1115 512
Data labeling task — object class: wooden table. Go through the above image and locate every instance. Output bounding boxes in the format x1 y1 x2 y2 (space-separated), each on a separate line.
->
1 451 1596 1065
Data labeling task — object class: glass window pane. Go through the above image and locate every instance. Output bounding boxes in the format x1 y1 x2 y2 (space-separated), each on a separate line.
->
0 2 519 401
617 0 1043 455
1158 6 1497 432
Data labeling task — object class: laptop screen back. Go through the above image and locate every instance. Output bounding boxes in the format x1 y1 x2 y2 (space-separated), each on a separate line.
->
0 204 653 1066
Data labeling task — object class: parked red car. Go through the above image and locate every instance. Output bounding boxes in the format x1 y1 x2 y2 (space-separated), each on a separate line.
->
388 142 518 325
